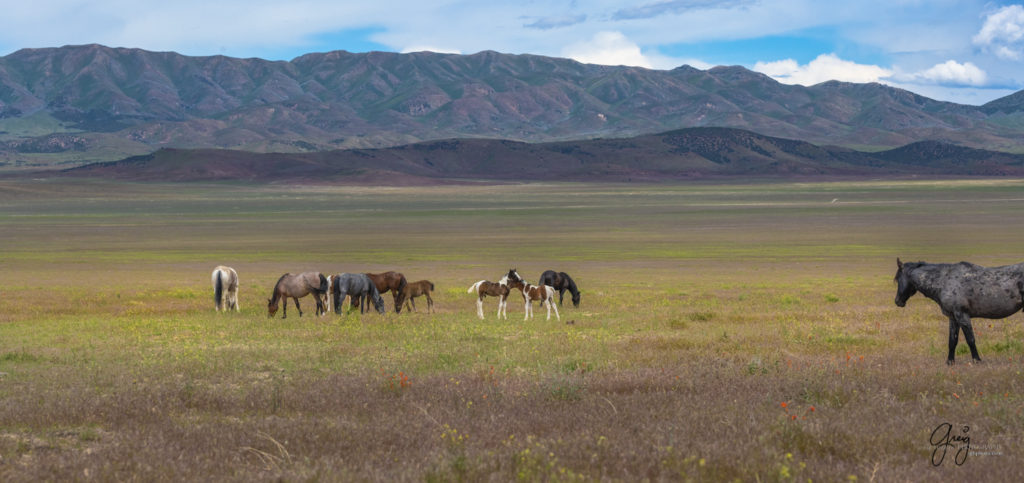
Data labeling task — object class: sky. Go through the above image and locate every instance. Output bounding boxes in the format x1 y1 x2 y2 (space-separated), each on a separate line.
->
1 1 1022 105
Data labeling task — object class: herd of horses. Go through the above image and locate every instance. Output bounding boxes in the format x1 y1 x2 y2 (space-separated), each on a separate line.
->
212 266 582 322
214 258 1024 365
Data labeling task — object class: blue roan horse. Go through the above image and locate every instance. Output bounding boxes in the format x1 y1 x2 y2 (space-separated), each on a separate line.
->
894 258 1024 364
331 273 386 315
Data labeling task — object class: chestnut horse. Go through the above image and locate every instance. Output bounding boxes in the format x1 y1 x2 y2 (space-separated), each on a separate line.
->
267 272 329 318
468 278 510 320
365 271 408 313
211 265 240 312
403 280 435 313
507 269 560 321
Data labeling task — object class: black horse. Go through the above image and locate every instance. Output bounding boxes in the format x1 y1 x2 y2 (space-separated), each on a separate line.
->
894 258 1024 364
331 273 386 315
539 270 581 307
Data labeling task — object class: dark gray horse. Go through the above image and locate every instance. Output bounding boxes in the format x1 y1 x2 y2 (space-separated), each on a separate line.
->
539 270 581 307
331 273 386 315
894 258 1024 364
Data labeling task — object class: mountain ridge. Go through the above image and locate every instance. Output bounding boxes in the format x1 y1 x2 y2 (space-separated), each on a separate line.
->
2 44 1022 168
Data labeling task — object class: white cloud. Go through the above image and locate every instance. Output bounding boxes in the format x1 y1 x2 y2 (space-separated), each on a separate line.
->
909 60 988 86
400 46 461 54
973 4 1024 60
753 53 892 86
562 31 654 68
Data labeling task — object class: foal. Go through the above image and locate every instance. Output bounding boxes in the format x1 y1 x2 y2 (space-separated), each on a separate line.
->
506 269 560 321
467 278 511 320
403 280 436 313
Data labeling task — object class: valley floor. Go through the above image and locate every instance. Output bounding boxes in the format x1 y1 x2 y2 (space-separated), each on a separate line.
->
1 179 1022 480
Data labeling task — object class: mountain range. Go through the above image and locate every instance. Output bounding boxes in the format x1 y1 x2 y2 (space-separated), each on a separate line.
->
2 44 1024 171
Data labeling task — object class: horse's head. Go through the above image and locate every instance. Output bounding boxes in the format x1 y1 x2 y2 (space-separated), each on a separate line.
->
267 298 279 317
894 258 918 307
571 291 581 308
507 268 522 283
373 295 387 314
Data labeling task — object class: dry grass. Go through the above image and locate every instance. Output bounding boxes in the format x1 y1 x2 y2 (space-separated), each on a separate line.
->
1 179 1023 480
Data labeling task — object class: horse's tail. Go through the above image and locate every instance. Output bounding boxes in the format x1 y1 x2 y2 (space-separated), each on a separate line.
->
318 273 329 294
468 281 483 293
214 270 224 309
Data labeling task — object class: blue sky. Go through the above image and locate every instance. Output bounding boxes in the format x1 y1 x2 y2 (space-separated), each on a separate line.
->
1 1 1022 105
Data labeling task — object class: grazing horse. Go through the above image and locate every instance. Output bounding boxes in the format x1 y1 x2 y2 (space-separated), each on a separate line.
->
539 270 581 307
365 271 408 313
507 269 560 321
331 273 386 315
211 265 240 312
467 278 511 320
403 280 436 313
894 258 1024 364
267 272 329 318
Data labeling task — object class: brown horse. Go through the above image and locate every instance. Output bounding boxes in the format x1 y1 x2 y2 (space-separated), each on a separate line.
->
365 271 408 313
403 280 435 313
506 269 560 321
267 272 329 318
467 278 511 320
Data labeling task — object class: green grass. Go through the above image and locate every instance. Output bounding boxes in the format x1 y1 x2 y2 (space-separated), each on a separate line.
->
1 178 1024 480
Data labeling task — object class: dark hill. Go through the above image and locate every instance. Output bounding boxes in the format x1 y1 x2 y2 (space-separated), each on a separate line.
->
64 127 1024 183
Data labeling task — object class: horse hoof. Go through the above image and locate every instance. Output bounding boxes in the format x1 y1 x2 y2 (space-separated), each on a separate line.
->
946 359 955 365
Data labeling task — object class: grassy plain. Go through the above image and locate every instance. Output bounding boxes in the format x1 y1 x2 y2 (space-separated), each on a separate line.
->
1 178 1023 481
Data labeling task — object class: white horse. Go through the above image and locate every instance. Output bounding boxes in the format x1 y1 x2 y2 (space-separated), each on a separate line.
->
211 266 240 312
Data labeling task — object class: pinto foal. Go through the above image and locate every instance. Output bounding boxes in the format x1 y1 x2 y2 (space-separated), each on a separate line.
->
467 278 511 319
506 269 560 321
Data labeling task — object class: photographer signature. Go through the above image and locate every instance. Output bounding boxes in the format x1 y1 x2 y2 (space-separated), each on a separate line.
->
930 422 970 466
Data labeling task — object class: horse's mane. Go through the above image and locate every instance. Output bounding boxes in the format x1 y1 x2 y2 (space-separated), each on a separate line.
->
561 272 579 293
270 273 291 303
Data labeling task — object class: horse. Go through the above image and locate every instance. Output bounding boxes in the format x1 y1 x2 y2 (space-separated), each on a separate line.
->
267 272 329 318
365 271 408 313
467 278 511 320
506 269 560 321
894 258 1024 364
211 265 240 312
331 273 386 315
403 280 435 313
539 270 581 307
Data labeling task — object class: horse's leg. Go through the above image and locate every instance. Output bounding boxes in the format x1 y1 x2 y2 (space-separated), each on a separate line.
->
294 297 303 317
426 293 433 313
550 295 560 321
558 288 565 306
946 315 960 364
477 296 485 320
957 313 982 363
